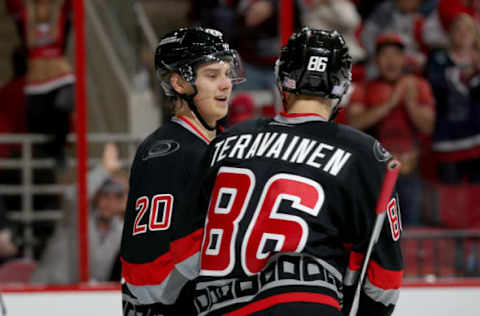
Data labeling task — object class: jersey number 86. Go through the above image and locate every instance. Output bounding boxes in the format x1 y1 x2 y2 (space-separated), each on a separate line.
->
201 167 325 276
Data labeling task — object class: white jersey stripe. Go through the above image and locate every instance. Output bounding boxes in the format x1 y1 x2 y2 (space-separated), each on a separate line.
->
364 278 400 306
273 112 328 125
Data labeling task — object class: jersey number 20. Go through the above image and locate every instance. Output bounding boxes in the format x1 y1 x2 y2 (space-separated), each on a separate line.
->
201 167 325 276
133 194 173 235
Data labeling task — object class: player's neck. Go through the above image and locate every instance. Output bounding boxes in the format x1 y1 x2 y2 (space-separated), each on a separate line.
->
175 108 217 141
286 98 332 120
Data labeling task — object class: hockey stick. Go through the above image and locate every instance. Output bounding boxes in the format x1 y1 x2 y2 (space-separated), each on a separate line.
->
348 160 400 316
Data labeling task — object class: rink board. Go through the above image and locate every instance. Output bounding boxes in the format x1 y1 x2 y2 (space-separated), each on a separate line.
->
1 282 480 316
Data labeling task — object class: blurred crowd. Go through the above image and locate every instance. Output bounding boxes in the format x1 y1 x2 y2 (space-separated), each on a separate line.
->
0 0 480 283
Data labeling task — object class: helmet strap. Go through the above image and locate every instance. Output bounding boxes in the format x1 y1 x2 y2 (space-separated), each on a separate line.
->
179 85 217 131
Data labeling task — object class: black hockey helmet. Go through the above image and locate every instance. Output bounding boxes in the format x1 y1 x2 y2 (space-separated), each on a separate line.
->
155 27 245 130
155 27 245 95
275 27 352 114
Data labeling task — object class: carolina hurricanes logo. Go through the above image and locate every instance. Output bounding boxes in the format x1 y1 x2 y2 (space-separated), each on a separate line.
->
373 141 392 162
143 140 180 160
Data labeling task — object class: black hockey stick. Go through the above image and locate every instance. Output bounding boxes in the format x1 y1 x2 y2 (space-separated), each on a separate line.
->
348 160 400 316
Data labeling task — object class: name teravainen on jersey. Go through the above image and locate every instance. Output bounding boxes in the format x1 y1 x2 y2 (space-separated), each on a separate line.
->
210 132 352 176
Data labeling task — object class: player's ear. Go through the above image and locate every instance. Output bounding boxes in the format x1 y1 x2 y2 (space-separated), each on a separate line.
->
170 73 189 95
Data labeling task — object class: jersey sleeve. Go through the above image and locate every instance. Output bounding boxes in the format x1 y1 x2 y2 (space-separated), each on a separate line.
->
342 140 403 316
120 138 205 315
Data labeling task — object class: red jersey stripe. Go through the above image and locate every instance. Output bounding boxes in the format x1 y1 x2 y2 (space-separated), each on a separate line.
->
367 260 404 290
177 116 211 144
122 228 204 286
280 111 328 121
171 228 203 263
121 253 174 286
348 251 365 271
224 292 341 316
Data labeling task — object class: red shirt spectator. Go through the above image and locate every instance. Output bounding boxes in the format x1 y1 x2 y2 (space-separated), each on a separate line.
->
364 77 434 155
348 33 436 226
348 33 435 161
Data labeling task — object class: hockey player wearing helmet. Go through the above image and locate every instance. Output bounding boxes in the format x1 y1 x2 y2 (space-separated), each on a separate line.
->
193 28 403 316
120 27 244 316
155 27 245 132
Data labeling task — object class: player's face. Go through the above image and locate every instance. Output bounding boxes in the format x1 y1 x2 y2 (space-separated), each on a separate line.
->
193 61 233 126
376 46 405 82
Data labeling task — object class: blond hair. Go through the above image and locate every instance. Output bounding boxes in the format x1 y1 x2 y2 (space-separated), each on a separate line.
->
449 13 480 51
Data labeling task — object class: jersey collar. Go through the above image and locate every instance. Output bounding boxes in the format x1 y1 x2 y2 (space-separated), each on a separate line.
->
171 116 210 144
273 112 328 125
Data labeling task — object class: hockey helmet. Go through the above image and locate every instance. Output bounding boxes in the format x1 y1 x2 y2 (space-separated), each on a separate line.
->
155 27 245 97
275 27 352 101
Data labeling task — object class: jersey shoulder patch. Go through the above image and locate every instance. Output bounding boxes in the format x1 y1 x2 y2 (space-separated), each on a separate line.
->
373 141 392 162
142 139 180 161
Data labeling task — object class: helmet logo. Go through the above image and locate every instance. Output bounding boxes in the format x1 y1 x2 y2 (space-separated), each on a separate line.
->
307 56 328 72
159 36 182 46
204 28 223 38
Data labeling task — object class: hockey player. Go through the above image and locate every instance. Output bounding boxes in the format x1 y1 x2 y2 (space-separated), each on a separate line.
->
194 28 403 315
120 27 245 315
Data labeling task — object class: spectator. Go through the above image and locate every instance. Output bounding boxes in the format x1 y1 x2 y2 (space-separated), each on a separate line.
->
302 0 366 63
362 0 426 77
5 0 74 259
31 143 128 283
422 0 473 51
348 33 435 226
426 13 480 183
6 0 74 168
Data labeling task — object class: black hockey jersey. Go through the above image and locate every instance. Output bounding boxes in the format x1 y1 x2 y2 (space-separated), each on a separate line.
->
120 116 211 315
194 113 403 316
